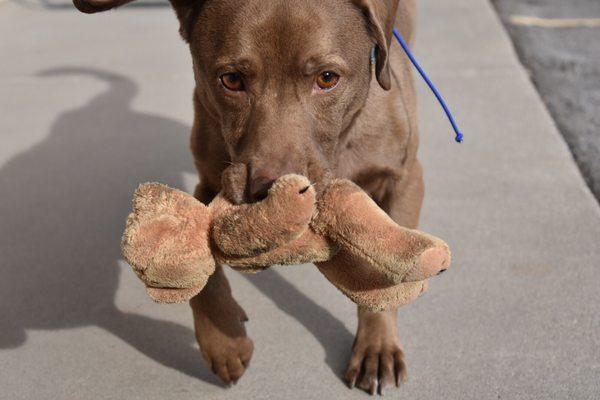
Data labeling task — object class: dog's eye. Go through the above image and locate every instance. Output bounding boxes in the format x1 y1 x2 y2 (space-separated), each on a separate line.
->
220 73 245 92
316 71 340 91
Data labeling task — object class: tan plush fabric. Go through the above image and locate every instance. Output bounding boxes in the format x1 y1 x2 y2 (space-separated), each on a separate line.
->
316 252 429 312
121 183 216 303
312 179 451 284
212 175 316 258
121 174 451 310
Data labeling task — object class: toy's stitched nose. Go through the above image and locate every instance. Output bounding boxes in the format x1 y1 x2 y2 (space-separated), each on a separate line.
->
248 170 278 202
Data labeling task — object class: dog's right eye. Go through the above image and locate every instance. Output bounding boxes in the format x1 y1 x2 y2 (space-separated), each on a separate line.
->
220 73 245 92
316 71 340 91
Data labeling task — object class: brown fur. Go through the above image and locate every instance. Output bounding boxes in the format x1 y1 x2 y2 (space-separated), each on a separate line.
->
75 0 423 394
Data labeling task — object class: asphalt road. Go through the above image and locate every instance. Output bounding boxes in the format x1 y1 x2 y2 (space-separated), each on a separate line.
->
492 0 600 203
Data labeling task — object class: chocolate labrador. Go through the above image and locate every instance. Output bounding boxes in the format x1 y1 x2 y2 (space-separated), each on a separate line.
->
74 0 423 395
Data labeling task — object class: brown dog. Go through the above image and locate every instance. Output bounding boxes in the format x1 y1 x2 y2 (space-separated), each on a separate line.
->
74 0 422 395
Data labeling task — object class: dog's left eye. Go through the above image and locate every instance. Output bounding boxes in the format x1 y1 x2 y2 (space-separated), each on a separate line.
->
316 71 340 91
220 72 245 92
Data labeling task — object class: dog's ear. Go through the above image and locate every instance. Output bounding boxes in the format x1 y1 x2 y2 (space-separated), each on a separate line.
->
72 0 201 42
169 0 204 42
352 0 399 90
72 0 133 13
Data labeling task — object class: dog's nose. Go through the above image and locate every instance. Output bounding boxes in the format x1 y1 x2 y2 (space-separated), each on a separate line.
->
248 169 278 202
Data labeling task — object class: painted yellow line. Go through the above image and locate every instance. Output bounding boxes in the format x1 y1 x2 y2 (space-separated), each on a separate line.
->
509 15 600 28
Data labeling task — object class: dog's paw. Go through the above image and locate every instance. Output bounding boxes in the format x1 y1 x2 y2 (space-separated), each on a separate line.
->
204 334 253 385
191 296 254 385
345 310 407 396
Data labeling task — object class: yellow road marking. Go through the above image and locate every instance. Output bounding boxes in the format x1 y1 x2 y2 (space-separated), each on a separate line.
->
509 15 600 28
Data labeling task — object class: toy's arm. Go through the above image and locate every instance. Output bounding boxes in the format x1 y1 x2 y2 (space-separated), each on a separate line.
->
211 174 316 258
217 228 334 271
312 179 451 284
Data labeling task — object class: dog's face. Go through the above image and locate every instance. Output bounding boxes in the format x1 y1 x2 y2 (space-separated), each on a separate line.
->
190 0 377 202
189 0 398 201
73 0 398 203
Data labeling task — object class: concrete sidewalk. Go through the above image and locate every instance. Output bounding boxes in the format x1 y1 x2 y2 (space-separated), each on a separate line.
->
492 0 600 204
1 0 598 399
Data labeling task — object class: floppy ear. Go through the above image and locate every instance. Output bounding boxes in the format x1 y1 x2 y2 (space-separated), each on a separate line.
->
352 0 399 90
72 0 133 13
72 0 201 42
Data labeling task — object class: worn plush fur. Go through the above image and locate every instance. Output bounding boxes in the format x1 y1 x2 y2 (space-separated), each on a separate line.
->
122 167 450 311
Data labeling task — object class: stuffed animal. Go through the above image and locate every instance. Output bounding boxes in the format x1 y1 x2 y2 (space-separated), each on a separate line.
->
121 164 451 311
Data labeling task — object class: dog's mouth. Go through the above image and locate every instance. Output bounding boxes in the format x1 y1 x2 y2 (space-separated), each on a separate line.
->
220 162 331 205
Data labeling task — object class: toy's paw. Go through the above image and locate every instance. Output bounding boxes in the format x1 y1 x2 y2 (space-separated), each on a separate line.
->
145 285 205 304
191 295 254 385
121 183 215 302
213 174 316 259
345 310 407 396
403 234 451 282
265 174 315 210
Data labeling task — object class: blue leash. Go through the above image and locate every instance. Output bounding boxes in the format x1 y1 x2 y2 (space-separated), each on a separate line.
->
392 28 464 143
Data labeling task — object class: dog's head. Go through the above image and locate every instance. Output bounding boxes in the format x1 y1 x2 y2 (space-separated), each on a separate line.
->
74 0 400 202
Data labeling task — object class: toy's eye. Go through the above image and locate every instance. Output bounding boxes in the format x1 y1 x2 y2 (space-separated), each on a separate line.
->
316 71 340 91
220 72 245 91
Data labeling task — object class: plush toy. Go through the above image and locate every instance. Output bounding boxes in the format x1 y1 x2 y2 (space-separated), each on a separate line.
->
121 164 451 311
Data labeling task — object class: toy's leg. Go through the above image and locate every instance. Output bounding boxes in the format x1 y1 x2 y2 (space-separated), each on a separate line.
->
189 183 253 385
346 161 424 395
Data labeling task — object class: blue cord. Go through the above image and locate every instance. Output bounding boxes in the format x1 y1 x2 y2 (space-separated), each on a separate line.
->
392 28 463 143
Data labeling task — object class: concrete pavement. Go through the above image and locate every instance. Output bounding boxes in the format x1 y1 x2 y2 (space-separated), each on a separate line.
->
1 0 599 399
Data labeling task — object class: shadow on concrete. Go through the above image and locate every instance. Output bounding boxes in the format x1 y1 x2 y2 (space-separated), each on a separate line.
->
0 66 354 383
0 67 221 385
244 270 354 378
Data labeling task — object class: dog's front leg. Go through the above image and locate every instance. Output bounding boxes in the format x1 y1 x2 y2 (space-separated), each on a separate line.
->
189 183 253 385
189 265 253 385
346 307 407 395
345 160 425 395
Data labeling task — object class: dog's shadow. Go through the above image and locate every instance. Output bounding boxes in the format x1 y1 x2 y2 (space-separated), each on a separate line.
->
0 67 352 383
